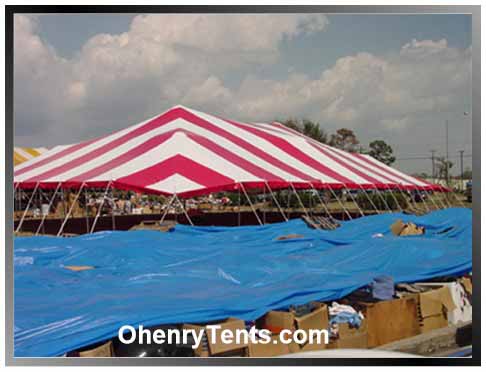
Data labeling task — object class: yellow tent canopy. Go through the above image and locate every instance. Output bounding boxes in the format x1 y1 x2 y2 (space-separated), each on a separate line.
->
14 147 48 166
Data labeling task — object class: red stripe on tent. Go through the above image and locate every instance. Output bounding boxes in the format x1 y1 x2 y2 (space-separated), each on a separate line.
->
22 109 191 182
22 107 319 184
307 143 387 187
67 129 285 183
223 118 355 185
115 155 234 190
272 122 410 188
14 141 97 177
351 153 423 187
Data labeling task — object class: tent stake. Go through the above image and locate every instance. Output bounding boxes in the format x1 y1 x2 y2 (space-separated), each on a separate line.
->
344 186 364 217
57 183 85 237
327 185 352 220
35 182 61 235
265 181 288 222
290 183 310 220
15 182 39 233
240 183 263 226
90 182 112 234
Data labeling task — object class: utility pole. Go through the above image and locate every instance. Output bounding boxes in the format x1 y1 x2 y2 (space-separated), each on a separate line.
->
459 150 464 191
430 150 436 181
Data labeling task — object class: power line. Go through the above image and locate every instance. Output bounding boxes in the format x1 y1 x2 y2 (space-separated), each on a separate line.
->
396 154 472 161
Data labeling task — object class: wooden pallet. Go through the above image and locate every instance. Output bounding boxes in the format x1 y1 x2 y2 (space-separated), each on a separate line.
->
302 215 340 230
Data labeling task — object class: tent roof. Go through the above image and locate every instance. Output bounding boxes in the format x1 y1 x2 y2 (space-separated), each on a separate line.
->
14 147 48 166
14 105 444 196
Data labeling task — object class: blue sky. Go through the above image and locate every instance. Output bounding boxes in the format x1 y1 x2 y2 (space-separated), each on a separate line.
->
15 14 472 174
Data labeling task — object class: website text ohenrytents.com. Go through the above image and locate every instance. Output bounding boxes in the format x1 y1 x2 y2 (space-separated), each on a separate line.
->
118 325 329 349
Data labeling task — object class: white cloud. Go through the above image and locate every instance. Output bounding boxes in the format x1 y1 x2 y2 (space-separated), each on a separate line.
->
14 14 471 174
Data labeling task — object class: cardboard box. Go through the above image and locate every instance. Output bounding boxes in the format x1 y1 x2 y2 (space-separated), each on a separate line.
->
364 297 420 347
260 303 329 352
248 335 291 357
78 340 113 357
404 284 457 333
183 318 247 357
328 318 368 349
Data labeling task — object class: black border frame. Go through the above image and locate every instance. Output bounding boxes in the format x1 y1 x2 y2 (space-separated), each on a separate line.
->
5 5 481 366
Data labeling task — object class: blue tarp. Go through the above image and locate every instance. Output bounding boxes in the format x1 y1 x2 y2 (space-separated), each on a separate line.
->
14 208 472 357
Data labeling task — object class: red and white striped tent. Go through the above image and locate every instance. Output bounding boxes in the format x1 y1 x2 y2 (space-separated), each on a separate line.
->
14 105 444 197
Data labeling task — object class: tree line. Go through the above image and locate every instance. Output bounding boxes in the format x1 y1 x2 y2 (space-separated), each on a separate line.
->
280 118 396 166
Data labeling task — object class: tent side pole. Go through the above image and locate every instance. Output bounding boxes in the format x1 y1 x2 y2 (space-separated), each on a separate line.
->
57 183 85 237
159 194 177 224
450 189 466 208
90 182 112 234
309 183 333 220
443 190 453 208
421 187 440 210
240 183 263 226
344 186 364 217
372 185 392 213
327 185 352 220
358 185 380 215
413 186 430 212
290 183 310 219
385 185 403 212
15 182 39 233
84 188 90 233
174 194 194 226
433 190 447 209
265 181 288 222
237 189 241 226
35 182 61 235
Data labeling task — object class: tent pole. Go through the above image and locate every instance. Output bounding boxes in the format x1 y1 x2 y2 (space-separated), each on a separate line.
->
174 194 194 226
240 183 263 226
309 183 333 220
90 182 112 234
160 194 176 224
450 190 466 208
262 187 266 225
237 189 241 226
397 186 412 210
286 186 291 220
413 186 430 212
422 187 440 210
15 182 39 233
265 181 288 222
57 183 85 237
442 191 453 208
372 185 392 213
344 186 364 217
84 188 90 233
433 190 447 209
358 185 380 215
290 183 310 219
327 185 352 220
35 182 61 236
110 187 116 231
384 184 403 212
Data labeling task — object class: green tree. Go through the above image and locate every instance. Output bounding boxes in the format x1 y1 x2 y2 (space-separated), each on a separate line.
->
329 128 360 152
368 140 396 165
280 119 329 144
435 156 454 184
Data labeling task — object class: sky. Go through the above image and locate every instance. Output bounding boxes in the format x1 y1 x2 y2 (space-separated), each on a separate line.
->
13 13 472 175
